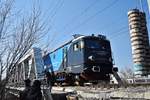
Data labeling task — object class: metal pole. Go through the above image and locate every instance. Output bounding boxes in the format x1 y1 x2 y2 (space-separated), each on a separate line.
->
140 0 143 12
147 0 150 15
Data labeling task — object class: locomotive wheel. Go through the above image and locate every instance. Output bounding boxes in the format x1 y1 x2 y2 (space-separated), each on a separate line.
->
67 74 75 86
78 76 85 86
75 80 84 86
79 81 84 86
68 80 75 86
75 81 80 86
73 75 85 86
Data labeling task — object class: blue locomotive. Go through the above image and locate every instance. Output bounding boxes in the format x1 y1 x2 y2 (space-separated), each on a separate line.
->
43 34 118 85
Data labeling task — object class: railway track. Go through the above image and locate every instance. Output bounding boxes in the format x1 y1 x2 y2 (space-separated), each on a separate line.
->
51 86 150 100
7 84 150 100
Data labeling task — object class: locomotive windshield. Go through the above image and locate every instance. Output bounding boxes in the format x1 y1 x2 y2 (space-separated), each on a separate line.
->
86 40 101 49
85 39 110 50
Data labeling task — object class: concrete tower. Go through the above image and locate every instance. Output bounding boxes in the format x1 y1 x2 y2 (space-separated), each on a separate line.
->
128 9 150 77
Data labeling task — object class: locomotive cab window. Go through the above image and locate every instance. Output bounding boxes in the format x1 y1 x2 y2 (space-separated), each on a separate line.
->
73 41 84 51
73 42 79 51
85 39 110 50
86 40 101 49
80 41 84 49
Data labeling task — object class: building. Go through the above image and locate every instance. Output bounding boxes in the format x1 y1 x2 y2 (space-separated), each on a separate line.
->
128 9 150 77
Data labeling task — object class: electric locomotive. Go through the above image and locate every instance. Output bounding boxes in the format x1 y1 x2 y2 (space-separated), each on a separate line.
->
43 34 117 85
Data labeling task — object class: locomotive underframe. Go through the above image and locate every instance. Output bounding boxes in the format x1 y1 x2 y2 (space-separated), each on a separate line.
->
55 63 113 85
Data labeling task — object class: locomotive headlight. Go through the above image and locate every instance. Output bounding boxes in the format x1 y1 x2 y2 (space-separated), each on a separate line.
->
88 55 94 61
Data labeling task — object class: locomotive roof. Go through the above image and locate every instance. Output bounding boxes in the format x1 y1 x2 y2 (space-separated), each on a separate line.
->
49 34 109 54
72 35 108 42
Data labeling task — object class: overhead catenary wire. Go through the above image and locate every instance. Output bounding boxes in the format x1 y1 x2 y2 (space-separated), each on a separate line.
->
45 0 64 42
110 16 150 40
49 0 64 20
43 0 64 21
65 0 119 36
61 0 99 33
47 0 100 50
49 27 129 54
107 24 129 39
40 0 64 25
109 25 128 36
43 0 66 51
49 0 119 50
101 17 127 31
139 0 143 12
109 29 129 39
42 0 65 50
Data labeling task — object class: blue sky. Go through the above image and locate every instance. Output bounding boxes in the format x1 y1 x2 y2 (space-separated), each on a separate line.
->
15 0 150 71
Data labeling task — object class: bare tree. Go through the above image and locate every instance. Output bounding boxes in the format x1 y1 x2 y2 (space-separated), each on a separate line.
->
120 67 134 79
0 0 48 99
